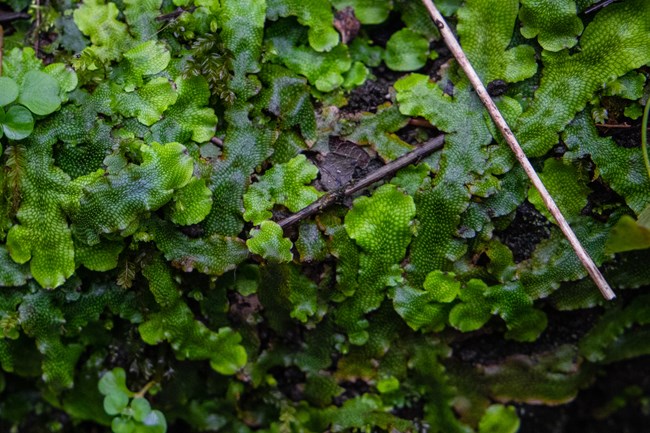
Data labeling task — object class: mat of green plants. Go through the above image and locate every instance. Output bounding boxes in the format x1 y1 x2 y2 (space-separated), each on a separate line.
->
0 0 649 432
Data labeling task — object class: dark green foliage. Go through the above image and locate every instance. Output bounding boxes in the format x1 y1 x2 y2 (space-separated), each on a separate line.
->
1 1 649 432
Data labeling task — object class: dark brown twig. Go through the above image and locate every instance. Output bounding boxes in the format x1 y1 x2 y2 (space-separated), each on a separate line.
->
0 12 30 23
421 0 615 300
408 118 435 128
595 123 650 130
276 134 445 229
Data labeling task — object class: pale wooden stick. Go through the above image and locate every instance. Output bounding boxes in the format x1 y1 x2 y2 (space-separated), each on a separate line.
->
421 0 615 300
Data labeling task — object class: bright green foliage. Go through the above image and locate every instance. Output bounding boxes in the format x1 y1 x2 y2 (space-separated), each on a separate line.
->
73 0 134 62
149 219 248 276
528 158 590 223
266 21 351 92
448 279 493 332
203 107 273 236
325 218 360 299
606 213 650 253
2 47 44 84
75 239 125 272
390 163 431 195
0 49 77 140
267 0 339 52
517 0 650 156
384 29 430 72
140 300 247 375
221 0 266 98
564 112 650 215
73 142 194 245
0 105 34 140
392 271 458 331
337 184 415 344
2 2 650 431
449 280 547 341
255 65 317 141
0 77 19 106
18 71 61 116
168 179 213 226
478 405 520 433
344 104 413 161
124 41 171 86
6 141 83 288
246 221 293 263
603 71 646 100
142 255 181 307
151 76 217 143
244 154 322 225
115 78 178 126
331 0 393 24
123 0 163 42
423 270 460 303
519 0 584 51
457 0 537 83
99 368 168 433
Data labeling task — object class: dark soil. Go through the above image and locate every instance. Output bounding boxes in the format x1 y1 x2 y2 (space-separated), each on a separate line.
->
495 201 552 263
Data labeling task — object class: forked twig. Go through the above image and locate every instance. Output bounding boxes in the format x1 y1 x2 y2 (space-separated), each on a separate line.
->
421 0 615 300
276 135 445 229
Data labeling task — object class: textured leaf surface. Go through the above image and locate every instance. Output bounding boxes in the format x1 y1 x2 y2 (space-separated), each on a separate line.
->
457 0 537 83
73 142 193 245
266 21 351 92
337 184 415 343
331 0 392 24
519 0 583 51
517 0 650 156
139 300 247 375
73 0 133 62
267 0 339 51
247 221 293 263
384 29 430 72
151 76 217 143
564 112 650 215
244 154 322 225
149 219 248 276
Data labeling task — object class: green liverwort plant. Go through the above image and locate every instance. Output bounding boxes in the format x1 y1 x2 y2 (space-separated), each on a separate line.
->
98 368 167 433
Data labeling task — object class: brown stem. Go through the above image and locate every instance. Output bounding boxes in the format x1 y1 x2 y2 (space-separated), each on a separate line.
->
408 118 435 128
0 12 30 23
277 134 445 229
134 380 156 399
420 0 615 300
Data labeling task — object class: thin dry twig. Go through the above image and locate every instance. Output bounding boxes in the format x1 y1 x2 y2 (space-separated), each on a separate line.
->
277 134 445 229
420 0 615 300
210 136 224 147
595 123 650 130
